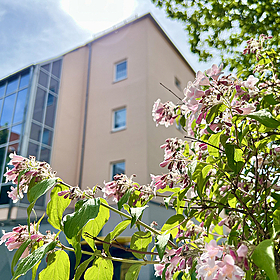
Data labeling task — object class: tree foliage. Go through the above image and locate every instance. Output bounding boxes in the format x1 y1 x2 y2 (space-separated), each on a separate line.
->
152 0 280 72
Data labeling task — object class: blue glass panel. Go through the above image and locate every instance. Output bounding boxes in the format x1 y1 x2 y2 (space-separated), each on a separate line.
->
52 60 62 78
45 94 57 127
19 72 30 89
114 108 126 129
41 64 50 72
49 78 59 94
30 123 42 142
13 89 27 124
0 147 6 177
27 142 39 158
38 71 49 88
0 128 9 145
42 128 53 146
40 147 51 163
112 161 125 180
1 93 16 127
115 61 127 81
0 81 5 98
6 77 19 94
33 88 46 123
10 125 21 142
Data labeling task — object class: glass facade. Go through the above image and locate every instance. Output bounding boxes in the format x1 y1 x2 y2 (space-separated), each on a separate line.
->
27 59 62 164
0 58 62 206
0 69 31 204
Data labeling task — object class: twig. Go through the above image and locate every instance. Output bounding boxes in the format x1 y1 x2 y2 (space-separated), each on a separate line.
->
160 83 183 101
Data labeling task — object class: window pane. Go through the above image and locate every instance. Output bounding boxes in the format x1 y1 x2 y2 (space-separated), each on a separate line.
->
7 143 19 158
1 93 16 127
112 161 125 180
33 88 46 123
10 125 21 142
19 73 30 89
49 78 59 94
27 142 39 158
114 108 126 129
42 128 53 146
115 61 127 81
41 64 50 72
45 94 57 127
40 147 51 163
0 128 8 145
38 70 49 88
52 60 62 78
30 123 42 142
0 147 6 177
6 77 18 94
0 185 11 204
13 89 27 124
0 81 5 98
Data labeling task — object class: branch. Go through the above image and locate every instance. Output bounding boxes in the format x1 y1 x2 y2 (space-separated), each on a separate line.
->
160 83 183 101
184 136 225 153
84 233 158 256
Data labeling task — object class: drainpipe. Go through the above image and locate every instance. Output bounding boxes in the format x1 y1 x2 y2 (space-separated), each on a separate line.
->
78 43 92 188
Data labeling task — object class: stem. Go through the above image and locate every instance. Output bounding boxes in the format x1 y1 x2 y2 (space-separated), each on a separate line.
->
84 234 158 256
59 244 160 265
184 136 225 153
160 83 183 101
100 202 178 249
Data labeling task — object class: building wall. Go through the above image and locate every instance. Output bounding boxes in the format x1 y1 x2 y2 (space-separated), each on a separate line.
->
51 46 89 187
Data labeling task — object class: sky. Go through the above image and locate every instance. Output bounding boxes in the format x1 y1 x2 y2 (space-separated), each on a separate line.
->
0 0 218 79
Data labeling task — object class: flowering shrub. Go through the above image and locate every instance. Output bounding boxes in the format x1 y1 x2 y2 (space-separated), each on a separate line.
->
1 35 280 280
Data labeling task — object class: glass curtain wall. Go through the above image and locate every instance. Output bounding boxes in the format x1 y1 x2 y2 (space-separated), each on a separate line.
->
0 69 31 204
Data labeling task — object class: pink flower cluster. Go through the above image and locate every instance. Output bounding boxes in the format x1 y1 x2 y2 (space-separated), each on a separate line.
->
4 153 56 203
103 174 153 204
154 246 192 280
0 223 55 259
152 99 178 127
58 186 96 200
243 34 273 56
196 240 247 280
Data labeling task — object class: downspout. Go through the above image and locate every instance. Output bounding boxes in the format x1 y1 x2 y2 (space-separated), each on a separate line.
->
78 43 92 188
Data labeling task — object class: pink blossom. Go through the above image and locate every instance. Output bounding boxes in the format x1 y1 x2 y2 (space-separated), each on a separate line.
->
217 255 245 279
274 147 280 153
236 244 248 258
243 75 259 90
205 64 224 80
152 99 177 127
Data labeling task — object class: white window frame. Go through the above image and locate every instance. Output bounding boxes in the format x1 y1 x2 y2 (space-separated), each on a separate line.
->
114 60 127 82
110 161 125 180
112 107 126 132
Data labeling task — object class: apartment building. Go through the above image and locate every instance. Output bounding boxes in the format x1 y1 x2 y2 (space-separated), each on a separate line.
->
0 13 195 279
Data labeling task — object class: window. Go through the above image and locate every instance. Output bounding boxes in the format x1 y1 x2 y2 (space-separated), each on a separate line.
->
115 60 127 82
111 161 125 180
113 108 126 131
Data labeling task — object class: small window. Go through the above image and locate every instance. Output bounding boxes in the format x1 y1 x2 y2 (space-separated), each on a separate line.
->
115 60 127 82
111 161 125 180
113 108 126 131
175 77 181 91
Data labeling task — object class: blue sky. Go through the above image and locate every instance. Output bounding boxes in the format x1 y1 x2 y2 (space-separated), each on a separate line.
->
0 0 218 79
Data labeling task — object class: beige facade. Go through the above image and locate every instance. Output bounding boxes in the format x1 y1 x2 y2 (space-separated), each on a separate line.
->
51 14 195 191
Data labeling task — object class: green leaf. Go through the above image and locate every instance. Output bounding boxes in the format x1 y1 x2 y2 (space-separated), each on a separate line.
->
118 188 133 210
103 220 131 255
207 133 221 157
183 142 189 157
251 239 278 280
156 233 170 260
67 230 82 269
228 196 237 208
12 241 57 280
11 239 31 276
272 209 280 238
161 214 185 239
125 264 142 280
28 178 57 203
63 198 100 239
47 183 71 230
39 250 70 280
84 257 113 280
74 255 96 280
130 231 152 259
225 144 244 174
130 205 148 228
187 160 197 181
83 198 110 250
197 165 212 198
247 109 280 128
